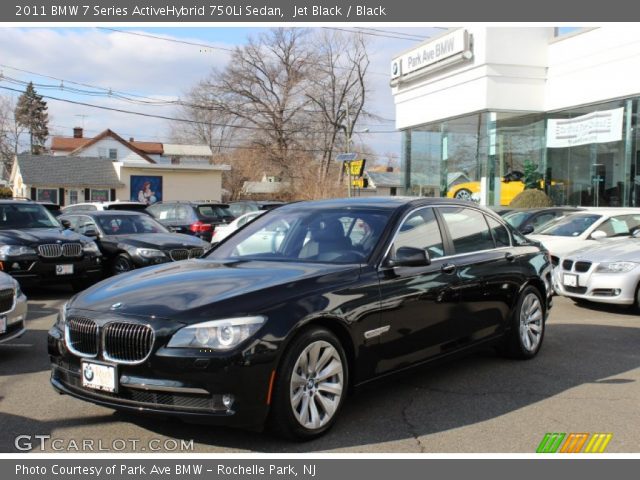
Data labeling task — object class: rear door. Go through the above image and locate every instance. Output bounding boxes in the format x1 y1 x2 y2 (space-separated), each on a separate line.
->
436 207 519 343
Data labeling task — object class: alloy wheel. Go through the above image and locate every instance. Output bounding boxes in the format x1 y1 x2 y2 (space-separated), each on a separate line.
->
289 340 344 430
519 293 543 352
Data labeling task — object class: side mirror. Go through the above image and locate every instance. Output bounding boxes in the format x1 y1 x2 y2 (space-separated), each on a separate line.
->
590 230 607 240
83 228 98 238
388 246 431 268
520 224 535 235
60 219 71 229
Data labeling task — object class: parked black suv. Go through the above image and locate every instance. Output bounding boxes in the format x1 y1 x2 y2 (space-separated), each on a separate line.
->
60 211 210 276
0 200 102 289
147 201 234 242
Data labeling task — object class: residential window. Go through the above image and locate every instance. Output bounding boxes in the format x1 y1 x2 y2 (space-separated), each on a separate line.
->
69 190 79 205
109 149 118 160
90 189 109 202
36 188 58 204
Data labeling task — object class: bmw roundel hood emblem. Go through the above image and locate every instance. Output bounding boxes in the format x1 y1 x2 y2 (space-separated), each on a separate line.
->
110 302 123 310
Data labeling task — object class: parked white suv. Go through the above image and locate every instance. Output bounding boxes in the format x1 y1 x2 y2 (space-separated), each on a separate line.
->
62 201 149 214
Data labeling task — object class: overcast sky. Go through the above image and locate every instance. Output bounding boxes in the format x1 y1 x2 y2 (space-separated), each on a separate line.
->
0 26 444 161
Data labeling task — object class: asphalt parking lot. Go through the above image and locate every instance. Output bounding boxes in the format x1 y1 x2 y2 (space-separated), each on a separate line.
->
1 286 639 453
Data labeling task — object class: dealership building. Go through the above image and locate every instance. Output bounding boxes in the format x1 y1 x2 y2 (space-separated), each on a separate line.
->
391 26 640 207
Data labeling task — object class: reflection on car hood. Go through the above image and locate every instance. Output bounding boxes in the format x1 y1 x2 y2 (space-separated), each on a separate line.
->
0 228 88 245
69 259 357 321
527 234 621 256
109 233 209 249
565 239 640 263
0 271 17 288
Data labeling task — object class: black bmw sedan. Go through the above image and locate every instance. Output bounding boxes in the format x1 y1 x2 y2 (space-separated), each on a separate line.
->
48 198 552 440
59 211 210 276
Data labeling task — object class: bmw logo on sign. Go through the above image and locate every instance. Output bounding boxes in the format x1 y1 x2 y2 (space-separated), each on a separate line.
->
392 62 399 76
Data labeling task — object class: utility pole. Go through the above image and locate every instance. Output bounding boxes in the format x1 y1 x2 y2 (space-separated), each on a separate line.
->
346 103 352 198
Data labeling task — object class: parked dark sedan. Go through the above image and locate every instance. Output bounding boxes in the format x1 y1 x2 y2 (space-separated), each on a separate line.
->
48 197 552 439
0 200 103 289
59 211 210 275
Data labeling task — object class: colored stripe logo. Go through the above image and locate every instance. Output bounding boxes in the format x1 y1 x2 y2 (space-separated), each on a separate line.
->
537 433 612 453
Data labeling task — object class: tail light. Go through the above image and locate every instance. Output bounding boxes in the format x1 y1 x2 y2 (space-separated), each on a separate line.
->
190 221 213 233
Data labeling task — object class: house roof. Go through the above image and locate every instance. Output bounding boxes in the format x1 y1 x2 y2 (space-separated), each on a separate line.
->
163 144 212 157
130 141 163 155
66 129 156 163
15 154 124 188
50 137 92 152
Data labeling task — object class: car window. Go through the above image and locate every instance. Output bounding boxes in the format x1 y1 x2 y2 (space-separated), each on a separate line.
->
197 205 233 220
96 215 168 235
595 214 640 237
532 212 556 229
538 214 601 237
440 207 495 254
393 207 444 259
486 216 511 247
75 216 98 235
148 204 175 221
228 204 248 217
0 204 60 229
209 208 392 264
175 205 193 221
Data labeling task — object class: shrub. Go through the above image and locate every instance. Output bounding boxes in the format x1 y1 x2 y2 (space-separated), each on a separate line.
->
0 186 14 199
509 188 553 208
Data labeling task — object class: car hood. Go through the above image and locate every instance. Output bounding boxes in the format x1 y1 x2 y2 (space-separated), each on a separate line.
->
0 228 88 245
528 234 626 257
109 233 209 249
565 239 640 263
69 259 358 321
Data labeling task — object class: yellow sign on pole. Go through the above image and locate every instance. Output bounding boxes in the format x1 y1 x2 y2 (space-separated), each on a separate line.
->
351 178 368 189
343 159 366 177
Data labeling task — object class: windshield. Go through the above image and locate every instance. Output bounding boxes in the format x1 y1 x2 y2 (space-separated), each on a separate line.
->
503 211 531 229
208 207 393 264
96 214 169 235
0 203 61 229
537 214 601 237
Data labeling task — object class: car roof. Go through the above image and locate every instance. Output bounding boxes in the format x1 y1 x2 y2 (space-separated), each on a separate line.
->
62 210 144 217
274 196 482 211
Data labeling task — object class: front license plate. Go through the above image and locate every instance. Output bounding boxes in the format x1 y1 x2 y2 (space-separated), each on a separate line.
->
81 361 117 393
563 273 578 287
55 264 74 275
0 315 6 334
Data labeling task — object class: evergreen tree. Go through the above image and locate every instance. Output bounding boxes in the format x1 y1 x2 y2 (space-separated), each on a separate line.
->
15 82 49 155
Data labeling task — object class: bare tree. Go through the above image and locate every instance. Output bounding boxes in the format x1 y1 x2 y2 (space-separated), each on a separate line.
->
305 30 370 183
0 95 25 179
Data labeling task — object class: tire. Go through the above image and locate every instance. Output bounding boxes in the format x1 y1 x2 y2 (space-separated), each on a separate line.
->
453 188 473 201
499 286 545 359
269 327 348 441
112 254 135 275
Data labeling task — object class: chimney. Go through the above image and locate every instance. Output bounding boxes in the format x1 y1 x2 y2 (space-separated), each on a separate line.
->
73 127 83 138
129 137 134 142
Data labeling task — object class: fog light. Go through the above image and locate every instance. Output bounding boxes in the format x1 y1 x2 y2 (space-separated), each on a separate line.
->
222 394 234 409
11 262 20 269
614 289 621 295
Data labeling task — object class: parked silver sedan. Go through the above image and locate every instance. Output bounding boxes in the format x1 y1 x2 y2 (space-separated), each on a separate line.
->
553 233 640 308
0 271 28 344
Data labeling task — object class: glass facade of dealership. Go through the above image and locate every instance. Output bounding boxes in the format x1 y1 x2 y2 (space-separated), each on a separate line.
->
402 97 639 207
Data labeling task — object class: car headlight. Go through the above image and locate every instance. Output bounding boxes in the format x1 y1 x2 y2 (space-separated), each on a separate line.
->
56 302 68 329
83 241 100 254
595 261 639 273
167 316 266 350
135 248 166 259
0 245 36 256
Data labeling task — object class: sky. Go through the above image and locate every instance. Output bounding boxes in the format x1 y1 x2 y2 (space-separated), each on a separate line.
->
0 26 444 162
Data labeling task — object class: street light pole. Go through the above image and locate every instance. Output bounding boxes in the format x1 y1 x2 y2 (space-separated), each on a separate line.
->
346 103 352 198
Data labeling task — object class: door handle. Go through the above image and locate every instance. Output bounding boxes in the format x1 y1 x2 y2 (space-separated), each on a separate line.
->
505 252 516 263
441 263 457 274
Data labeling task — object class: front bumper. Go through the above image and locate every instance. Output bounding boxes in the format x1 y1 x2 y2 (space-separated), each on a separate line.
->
552 266 638 305
47 326 274 428
1 255 103 287
0 291 28 344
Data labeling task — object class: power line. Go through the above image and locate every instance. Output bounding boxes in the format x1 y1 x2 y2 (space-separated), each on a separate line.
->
0 85 400 138
99 27 392 77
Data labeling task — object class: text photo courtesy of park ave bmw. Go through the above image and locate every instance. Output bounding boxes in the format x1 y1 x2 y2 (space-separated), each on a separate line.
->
2 2 640 476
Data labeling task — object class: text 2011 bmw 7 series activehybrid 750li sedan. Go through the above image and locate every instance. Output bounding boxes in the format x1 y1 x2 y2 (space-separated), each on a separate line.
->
48 197 553 440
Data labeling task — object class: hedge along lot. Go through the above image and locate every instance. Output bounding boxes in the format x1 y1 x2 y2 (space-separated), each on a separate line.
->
1 286 639 453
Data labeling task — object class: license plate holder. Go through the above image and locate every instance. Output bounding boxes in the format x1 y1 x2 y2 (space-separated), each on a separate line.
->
563 273 578 287
56 264 74 275
81 361 117 393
